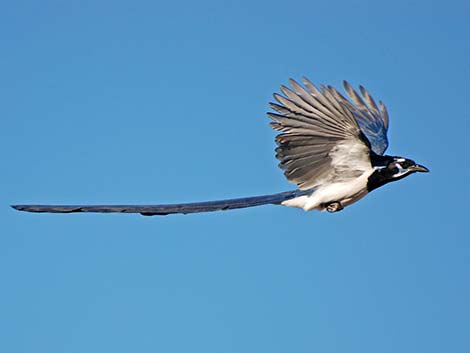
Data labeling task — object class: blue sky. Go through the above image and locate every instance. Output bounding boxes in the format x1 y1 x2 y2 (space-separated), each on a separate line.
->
2 0 470 352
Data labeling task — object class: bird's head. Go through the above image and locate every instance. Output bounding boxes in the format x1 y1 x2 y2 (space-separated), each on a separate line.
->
388 157 429 180
368 155 429 191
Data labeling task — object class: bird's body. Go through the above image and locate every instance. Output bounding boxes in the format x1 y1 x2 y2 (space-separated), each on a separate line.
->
12 77 428 216
283 136 374 211
282 172 371 211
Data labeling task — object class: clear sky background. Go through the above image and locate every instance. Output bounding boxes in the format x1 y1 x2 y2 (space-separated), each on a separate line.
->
2 1 470 352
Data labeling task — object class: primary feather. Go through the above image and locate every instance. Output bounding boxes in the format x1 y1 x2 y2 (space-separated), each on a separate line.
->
269 78 383 190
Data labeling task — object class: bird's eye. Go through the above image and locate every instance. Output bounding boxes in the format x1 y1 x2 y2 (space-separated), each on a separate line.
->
401 160 414 169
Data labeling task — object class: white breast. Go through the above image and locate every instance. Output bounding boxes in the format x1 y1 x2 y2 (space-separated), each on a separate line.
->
282 170 373 211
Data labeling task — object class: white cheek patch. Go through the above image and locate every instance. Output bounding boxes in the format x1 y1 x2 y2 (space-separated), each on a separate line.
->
393 163 409 178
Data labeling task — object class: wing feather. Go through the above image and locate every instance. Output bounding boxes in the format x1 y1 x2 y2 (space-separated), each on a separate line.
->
343 81 389 154
268 77 389 189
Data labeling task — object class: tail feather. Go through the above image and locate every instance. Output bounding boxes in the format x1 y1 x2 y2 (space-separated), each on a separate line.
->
11 190 308 216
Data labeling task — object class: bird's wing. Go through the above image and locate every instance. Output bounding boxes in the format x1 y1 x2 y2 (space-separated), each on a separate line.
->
268 77 379 190
340 81 389 155
11 190 309 216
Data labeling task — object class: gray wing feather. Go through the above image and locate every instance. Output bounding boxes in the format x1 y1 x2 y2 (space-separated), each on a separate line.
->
268 78 369 190
269 77 390 189
11 190 308 216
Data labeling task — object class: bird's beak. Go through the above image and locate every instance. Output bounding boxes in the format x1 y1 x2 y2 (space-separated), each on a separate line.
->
410 164 429 173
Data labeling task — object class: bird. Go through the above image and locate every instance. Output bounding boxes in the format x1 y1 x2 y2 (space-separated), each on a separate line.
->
12 77 428 216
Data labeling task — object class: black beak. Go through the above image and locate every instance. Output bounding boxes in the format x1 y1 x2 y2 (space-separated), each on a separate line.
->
410 164 429 173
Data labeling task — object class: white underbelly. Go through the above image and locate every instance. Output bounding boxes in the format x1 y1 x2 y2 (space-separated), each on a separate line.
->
282 172 371 211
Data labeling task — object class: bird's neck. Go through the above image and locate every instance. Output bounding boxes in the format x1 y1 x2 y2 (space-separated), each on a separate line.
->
367 154 397 192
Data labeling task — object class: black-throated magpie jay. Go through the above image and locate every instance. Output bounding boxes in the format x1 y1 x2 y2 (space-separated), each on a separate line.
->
12 77 428 216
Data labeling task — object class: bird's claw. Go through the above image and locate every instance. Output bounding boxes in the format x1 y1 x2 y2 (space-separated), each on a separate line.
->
325 202 344 213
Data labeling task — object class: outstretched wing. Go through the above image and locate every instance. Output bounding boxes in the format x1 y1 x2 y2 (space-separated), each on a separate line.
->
12 190 309 216
268 77 378 190
341 81 389 155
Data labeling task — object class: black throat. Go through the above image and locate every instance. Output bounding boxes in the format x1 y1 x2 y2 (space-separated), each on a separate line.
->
367 154 406 192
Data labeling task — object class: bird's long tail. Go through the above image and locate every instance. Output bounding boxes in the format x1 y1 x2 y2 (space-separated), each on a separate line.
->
11 190 309 216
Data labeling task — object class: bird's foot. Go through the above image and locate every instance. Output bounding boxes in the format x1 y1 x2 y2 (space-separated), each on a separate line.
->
324 201 344 213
